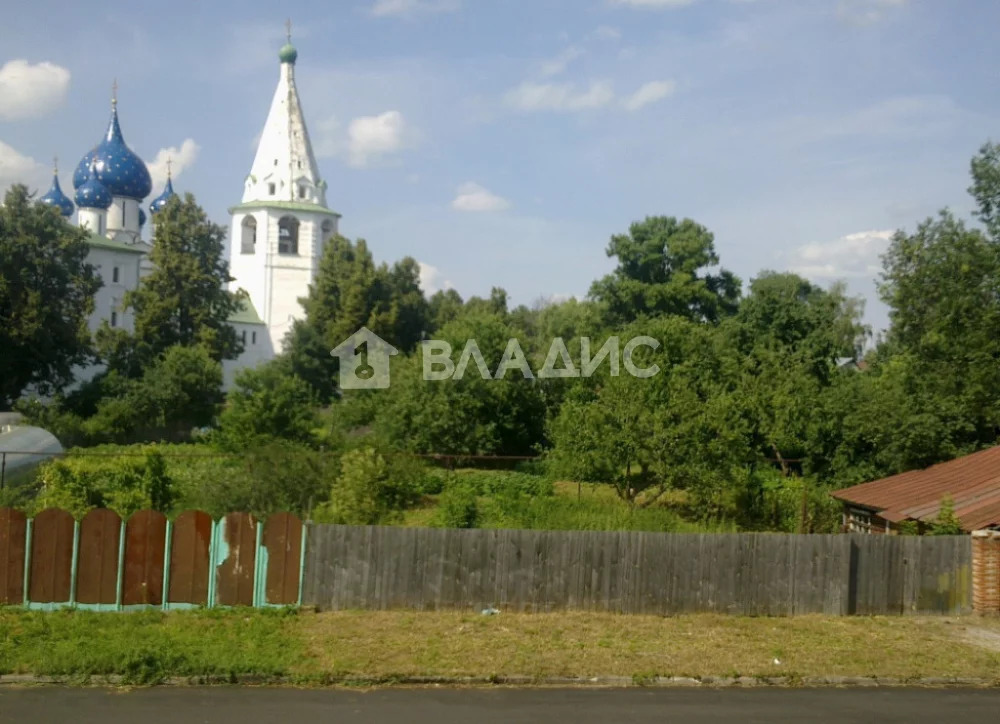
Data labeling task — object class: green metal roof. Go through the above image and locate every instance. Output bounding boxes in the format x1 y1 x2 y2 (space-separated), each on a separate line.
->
228 200 342 218
85 233 147 255
229 297 266 326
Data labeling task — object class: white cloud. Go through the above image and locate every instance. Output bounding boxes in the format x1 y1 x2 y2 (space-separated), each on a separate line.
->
0 60 71 121
347 111 407 168
593 25 623 41
0 140 46 193
505 81 615 113
451 182 510 212
623 80 676 111
418 261 454 295
371 0 461 17
836 0 908 26
539 47 583 78
145 139 200 194
611 0 699 7
786 230 894 280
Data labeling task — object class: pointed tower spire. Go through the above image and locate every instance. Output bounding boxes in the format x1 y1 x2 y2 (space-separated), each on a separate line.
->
242 25 325 206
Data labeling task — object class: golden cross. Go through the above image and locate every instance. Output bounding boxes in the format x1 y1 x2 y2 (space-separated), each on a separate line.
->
285 18 292 43
111 78 118 107
166 156 172 178
53 156 58 174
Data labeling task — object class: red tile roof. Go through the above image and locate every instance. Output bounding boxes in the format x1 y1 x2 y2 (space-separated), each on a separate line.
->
831 445 1000 531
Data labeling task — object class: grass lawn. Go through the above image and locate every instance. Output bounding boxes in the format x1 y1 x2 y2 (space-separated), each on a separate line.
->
2 608 999 685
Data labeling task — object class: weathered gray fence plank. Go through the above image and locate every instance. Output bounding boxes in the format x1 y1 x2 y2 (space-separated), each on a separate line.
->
303 526 972 616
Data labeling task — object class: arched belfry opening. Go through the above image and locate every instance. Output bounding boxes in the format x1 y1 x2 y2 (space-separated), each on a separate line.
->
278 215 299 254
241 216 257 254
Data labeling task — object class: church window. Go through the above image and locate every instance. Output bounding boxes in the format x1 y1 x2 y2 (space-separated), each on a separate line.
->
268 183 276 196
241 216 257 254
252 331 257 345
112 266 120 283
111 311 117 328
274 159 278 166
241 330 247 345
278 216 300 254
321 219 334 242
298 185 305 199
297 160 302 169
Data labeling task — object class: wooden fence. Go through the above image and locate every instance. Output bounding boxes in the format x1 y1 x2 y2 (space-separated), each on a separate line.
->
0 508 305 609
302 527 972 615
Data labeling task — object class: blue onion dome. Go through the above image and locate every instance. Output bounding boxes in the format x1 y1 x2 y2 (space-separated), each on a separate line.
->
39 165 75 217
139 207 147 228
72 99 152 200
72 148 95 189
75 160 112 210
149 175 175 215
278 42 297 64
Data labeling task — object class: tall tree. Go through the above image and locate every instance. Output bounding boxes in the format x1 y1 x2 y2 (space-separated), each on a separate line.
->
101 193 240 370
589 216 741 326
878 210 1000 457
0 185 101 407
283 235 429 399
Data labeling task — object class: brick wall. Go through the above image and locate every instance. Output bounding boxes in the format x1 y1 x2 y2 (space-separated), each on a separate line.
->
971 530 1000 614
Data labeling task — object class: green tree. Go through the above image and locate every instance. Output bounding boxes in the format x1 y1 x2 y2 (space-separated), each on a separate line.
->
218 363 317 448
929 495 963 535
84 345 223 443
428 288 464 330
283 236 429 400
0 185 101 407
589 216 741 326
878 211 1000 457
101 193 241 371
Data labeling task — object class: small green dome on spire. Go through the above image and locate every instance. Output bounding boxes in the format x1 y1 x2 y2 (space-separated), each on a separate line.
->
279 43 297 64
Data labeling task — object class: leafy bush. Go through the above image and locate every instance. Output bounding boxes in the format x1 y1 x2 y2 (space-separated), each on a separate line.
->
449 469 554 498
217 363 318 449
435 479 480 529
33 448 174 518
314 448 421 525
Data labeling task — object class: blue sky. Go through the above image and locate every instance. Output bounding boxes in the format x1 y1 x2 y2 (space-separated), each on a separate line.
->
3 0 1000 334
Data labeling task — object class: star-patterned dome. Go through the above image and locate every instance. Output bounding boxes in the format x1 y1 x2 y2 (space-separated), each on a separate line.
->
149 176 176 215
75 160 113 210
39 167 74 217
73 100 152 200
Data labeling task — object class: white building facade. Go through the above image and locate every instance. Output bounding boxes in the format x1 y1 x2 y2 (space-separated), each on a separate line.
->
35 32 335 389
226 38 340 359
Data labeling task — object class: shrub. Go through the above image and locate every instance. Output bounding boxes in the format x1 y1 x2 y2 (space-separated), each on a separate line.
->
217 363 318 449
929 495 963 535
315 448 421 525
435 479 480 529
33 448 175 518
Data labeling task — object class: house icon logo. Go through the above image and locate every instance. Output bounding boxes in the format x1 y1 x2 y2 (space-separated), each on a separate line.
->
330 327 399 390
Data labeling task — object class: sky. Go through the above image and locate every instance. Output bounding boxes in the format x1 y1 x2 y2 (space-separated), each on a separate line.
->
3 0 1000 335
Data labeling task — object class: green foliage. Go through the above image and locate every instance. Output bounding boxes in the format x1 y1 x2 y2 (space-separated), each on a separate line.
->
314 448 420 525
929 495 963 536
372 313 547 456
188 440 335 519
81 345 223 443
98 193 241 371
218 363 318 448
282 236 430 400
435 478 480 529
33 449 175 518
589 216 741 326
0 185 101 406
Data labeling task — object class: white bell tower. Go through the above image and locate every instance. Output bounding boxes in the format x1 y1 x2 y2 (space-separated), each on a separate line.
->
228 21 341 354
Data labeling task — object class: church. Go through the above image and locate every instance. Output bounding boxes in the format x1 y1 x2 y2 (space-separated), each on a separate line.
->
36 30 336 388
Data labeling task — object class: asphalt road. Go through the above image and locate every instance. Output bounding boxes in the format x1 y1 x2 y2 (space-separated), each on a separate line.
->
2 687 999 723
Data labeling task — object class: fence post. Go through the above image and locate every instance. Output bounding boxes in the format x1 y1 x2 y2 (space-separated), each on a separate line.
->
21 518 32 608
115 521 125 612
252 520 263 608
206 518 218 608
68 520 80 608
297 522 308 607
161 520 173 611
972 530 1000 615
